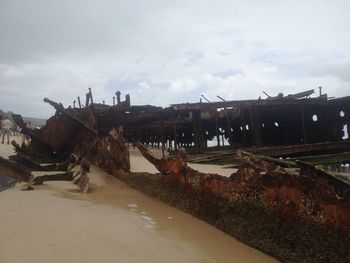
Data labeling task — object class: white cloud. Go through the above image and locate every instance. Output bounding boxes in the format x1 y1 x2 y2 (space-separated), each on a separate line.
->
0 0 349 117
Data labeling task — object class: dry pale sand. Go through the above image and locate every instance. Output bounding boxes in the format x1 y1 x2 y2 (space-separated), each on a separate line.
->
0 139 278 263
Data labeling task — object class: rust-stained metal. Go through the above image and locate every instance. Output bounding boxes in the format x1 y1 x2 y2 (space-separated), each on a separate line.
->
9 151 73 172
187 141 350 164
12 98 98 158
284 89 314 99
89 127 130 174
77 96 82 108
7 90 350 214
251 141 350 157
136 142 189 181
13 89 350 153
290 151 350 165
0 155 32 182
10 95 130 181
72 158 90 193
134 143 350 228
32 155 83 187
9 153 49 171
11 140 58 163
43 97 97 135
112 145 350 262
12 114 57 157
33 172 74 185
4 88 350 262
233 151 350 226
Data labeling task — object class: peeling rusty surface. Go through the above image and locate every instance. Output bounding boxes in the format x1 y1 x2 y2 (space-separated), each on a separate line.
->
135 142 186 178
134 144 350 229
113 143 350 261
10 97 130 178
88 127 130 174
135 142 206 185
234 151 350 227
13 98 97 157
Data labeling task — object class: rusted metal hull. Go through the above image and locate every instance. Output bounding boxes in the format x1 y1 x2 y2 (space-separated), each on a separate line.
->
5 91 350 262
136 144 350 229
115 145 350 262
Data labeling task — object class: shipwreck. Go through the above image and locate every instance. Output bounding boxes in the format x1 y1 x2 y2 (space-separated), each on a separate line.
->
3 87 350 262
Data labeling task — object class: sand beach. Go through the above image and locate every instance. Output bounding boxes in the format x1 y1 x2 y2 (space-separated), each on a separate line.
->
0 139 278 263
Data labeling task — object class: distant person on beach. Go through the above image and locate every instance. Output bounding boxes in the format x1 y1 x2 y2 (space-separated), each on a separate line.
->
1 116 13 144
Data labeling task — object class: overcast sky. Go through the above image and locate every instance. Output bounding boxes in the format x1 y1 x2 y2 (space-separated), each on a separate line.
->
0 0 349 118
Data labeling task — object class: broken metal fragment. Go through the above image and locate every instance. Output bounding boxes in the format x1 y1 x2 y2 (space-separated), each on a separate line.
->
0 155 32 182
33 172 74 185
43 97 97 135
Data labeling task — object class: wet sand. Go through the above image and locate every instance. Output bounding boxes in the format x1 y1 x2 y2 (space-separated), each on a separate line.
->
0 140 278 263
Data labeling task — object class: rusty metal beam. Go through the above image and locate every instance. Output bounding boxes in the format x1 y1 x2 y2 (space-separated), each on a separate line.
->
11 140 60 163
0 155 32 182
291 152 350 165
135 142 164 171
296 160 350 197
285 89 315 99
77 96 82 108
88 87 94 104
116 91 121 104
9 152 71 172
33 172 73 185
9 154 46 171
201 94 210 102
251 141 350 157
12 115 58 156
171 96 333 111
135 142 189 179
216 95 226 102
